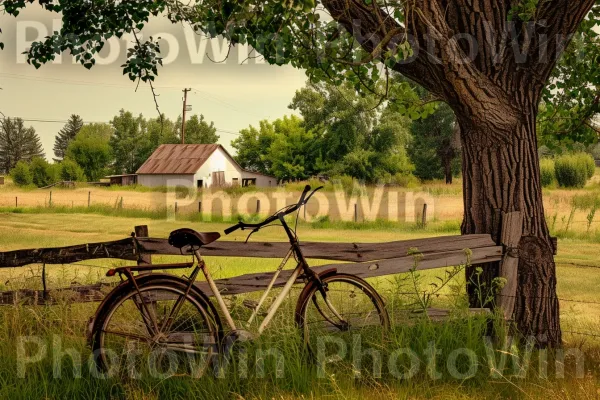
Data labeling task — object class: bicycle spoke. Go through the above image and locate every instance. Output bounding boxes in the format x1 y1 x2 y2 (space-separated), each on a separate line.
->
102 329 151 342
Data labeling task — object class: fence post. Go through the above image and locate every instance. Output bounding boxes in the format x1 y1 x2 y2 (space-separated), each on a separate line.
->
421 204 428 227
496 211 523 320
198 201 202 214
88 191 91 208
256 199 261 214
49 191 52 207
134 225 152 265
354 203 358 222
15 197 17 208
175 202 178 214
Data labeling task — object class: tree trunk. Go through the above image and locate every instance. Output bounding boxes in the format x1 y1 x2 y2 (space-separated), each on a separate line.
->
442 156 453 185
459 109 560 346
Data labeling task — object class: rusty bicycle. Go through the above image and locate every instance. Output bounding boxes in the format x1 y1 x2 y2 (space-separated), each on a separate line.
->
88 185 389 376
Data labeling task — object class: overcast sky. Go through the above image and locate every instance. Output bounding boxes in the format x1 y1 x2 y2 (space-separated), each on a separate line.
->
0 6 308 159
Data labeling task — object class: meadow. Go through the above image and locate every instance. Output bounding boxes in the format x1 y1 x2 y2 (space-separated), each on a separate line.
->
1 176 600 398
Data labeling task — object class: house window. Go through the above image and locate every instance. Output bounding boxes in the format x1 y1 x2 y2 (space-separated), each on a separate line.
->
242 178 257 187
197 180 203 188
232 178 239 186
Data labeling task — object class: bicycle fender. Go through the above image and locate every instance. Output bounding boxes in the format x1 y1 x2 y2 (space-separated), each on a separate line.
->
294 268 338 326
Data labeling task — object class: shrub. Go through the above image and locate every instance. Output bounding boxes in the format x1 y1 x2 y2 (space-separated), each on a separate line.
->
539 158 555 187
576 152 596 179
10 161 32 186
555 153 591 188
29 157 55 188
60 159 86 182
390 173 420 188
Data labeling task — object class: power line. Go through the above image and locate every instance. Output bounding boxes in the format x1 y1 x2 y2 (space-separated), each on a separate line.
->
5 116 242 136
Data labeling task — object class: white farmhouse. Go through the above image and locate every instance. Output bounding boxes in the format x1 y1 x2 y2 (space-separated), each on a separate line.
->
136 144 276 188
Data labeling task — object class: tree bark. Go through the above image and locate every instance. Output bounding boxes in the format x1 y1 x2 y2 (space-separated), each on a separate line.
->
459 106 560 346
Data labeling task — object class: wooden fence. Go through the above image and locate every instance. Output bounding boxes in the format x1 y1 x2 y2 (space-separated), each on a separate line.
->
0 212 530 319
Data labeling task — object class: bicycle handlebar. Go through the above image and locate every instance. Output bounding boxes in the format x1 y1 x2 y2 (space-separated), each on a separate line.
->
224 185 323 235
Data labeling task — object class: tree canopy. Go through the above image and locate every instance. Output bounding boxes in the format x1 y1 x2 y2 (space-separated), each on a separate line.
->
0 117 45 174
233 81 413 183
53 114 83 161
66 123 113 181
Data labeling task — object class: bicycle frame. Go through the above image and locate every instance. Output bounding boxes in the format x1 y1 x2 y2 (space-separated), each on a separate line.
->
112 184 346 340
194 213 319 336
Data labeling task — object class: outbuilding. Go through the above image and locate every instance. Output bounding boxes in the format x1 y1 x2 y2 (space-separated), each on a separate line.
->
136 144 276 188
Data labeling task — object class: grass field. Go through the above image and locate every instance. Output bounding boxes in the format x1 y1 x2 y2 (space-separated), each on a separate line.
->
0 211 600 399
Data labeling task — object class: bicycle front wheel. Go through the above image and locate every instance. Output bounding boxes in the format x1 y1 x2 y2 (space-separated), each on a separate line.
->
295 273 390 357
91 278 220 378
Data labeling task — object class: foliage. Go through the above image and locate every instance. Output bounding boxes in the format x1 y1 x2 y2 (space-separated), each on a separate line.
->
66 124 112 181
408 102 460 183
9 160 32 186
53 114 83 161
232 120 276 174
267 115 318 181
29 157 57 188
59 159 86 182
175 114 219 144
581 152 597 179
110 110 151 174
0 118 45 174
554 153 594 188
539 25 600 149
539 158 556 188
285 81 413 182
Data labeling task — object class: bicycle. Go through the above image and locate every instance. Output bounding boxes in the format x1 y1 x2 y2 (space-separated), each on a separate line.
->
88 185 390 376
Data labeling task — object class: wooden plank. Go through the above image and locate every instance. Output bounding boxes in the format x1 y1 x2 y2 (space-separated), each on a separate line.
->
0 233 497 268
0 238 137 269
496 212 523 320
137 234 497 262
0 245 501 305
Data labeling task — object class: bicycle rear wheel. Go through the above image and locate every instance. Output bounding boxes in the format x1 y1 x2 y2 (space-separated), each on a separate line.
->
295 273 390 357
91 278 220 378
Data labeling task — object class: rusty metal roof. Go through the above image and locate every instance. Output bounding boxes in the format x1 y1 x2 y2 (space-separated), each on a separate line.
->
136 144 221 175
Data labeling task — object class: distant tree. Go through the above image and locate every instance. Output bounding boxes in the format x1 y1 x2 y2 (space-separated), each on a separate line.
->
289 82 378 168
110 110 150 174
10 160 32 186
408 103 460 184
289 81 413 182
0 118 45 174
53 114 83 161
175 114 219 144
147 115 178 147
267 115 318 181
231 120 276 174
60 159 86 182
29 157 56 188
67 124 112 181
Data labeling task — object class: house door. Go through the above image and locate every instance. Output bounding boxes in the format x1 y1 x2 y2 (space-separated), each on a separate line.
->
212 171 225 187
197 180 203 189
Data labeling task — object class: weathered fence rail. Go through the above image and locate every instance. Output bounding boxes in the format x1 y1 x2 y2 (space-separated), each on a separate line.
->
0 226 504 309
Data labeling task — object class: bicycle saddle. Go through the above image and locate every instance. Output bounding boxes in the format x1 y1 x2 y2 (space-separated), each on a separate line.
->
168 228 221 249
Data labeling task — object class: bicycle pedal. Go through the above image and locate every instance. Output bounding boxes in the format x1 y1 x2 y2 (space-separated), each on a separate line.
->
243 299 259 310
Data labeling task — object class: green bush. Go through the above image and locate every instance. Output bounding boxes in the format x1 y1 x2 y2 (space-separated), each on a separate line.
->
539 158 555 187
555 153 592 188
578 152 596 179
10 161 32 186
29 157 55 188
59 159 86 182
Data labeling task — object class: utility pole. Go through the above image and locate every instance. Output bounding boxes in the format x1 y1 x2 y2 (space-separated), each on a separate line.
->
181 88 192 144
